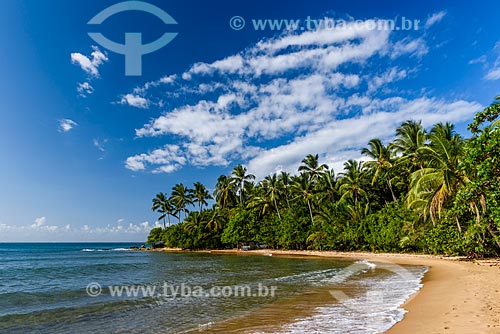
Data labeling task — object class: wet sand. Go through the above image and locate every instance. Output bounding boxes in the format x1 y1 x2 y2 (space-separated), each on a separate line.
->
151 248 500 333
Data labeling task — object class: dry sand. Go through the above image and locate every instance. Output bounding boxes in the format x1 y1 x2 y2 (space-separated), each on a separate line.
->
152 248 500 333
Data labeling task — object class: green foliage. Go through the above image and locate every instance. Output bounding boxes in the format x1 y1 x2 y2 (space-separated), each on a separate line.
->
278 208 310 249
360 201 420 252
422 219 467 255
221 208 255 247
146 227 163 244
145 96 500 256
451 96 500 253
468 95 500 133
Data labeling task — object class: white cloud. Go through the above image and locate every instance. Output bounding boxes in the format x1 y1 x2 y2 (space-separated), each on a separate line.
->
77 82 94 97
29 217 58 231
483 42 500 81
125 144 186 173
33 217 46 227
425 11 447 29
93 138 107 152
80 221 158 234
133 75 178 95
71 46 108 77
391 37 428 58
468 55 487 65
58 119 78 132
120 17 480 178
485 68 500 80
0 219 158 242
120 94 149 108
247 98 481 178
159 74 177 84
367 67 408 92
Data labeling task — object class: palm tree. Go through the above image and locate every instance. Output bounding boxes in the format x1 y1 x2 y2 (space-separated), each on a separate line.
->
262 174 283 223
183 211 202 234
298 154 328 182
278 171 292 208
292 174 315 224
317 168 336 204
407 123 464 224
230 164 255 205
206 207 225 232
214 175 236 209
344 202 370 224
338 160 367 205
247 192 273 218
170 183 193 223
164 198 177 227
193 182 212 212
151 192 168 228
362 138 396 201
391 120 427 171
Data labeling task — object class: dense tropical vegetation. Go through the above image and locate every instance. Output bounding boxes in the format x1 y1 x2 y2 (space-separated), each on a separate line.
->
147 97 500 256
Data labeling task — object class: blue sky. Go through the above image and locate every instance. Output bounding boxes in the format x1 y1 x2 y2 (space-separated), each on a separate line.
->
0 0 499 242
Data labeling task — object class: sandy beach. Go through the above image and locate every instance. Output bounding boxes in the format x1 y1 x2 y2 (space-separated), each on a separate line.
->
152 248 500 333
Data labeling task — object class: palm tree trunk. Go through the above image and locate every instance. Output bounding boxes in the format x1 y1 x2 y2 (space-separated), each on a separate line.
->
239 184 243 204
167 215 171 227
163 218 166 229
454 216 461 233
387 178 396 202
307 200 314 224
273 198 283 224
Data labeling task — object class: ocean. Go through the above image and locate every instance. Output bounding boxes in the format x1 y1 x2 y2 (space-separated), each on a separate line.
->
0 243 427 333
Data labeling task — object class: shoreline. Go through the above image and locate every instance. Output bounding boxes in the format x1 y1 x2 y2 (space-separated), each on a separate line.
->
149 248 500 333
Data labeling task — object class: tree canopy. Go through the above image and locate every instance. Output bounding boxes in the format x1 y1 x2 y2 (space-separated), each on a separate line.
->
147 97 500 256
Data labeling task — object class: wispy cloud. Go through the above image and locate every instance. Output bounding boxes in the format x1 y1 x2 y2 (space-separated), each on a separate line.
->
390 37 428 58
32 216 46 227
247 98 480 178
58 119 78 132
485 68 500 80
484 42 500 80
77 82 94 97
125 144 186 173
93 138 107 152
425 10 447 29
119 94 149 109
121 17 480 178
367 67 408 92
468 55 487 65
0 219 160 242
70 46 108 77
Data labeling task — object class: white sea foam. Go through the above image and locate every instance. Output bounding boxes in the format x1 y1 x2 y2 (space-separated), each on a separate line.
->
81 248 132 252
355 259 377 269
265 264 429 334
274 260 379 287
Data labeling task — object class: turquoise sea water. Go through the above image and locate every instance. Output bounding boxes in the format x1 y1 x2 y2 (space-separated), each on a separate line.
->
0 243 427 333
